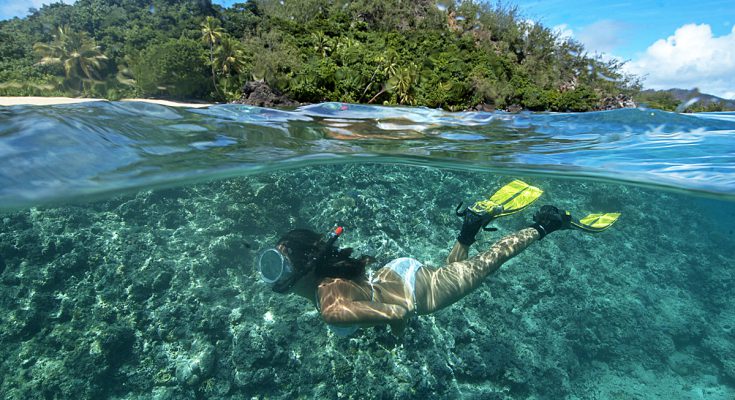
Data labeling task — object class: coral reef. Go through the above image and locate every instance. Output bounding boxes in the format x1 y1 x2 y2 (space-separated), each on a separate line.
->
0 164 733 399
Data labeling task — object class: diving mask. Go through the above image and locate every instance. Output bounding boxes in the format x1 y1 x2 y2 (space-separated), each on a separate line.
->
257 248 294 285
257 226 344 293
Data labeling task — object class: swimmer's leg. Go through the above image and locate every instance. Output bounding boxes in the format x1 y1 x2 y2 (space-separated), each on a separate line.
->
415 227 540 314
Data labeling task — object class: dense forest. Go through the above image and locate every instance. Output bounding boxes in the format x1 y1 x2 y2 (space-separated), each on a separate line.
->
0 0 644 111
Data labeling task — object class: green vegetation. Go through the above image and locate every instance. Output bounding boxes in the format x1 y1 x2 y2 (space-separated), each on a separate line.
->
635 89 735 112
635 90 680 111
0 0 640 110
133 37 211 99
32 25 108 92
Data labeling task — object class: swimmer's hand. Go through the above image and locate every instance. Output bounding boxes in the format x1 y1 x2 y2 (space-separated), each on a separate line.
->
388 303 416 336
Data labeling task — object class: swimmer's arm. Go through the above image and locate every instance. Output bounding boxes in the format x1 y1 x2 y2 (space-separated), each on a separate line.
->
320 299 409 326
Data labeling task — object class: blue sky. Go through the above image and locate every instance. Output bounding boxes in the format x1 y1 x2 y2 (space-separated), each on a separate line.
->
514 0 735 98
515 0 734 59
2 0 734 98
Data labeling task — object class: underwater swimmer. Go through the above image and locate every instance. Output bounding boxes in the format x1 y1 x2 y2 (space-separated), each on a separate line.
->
257 199 577 336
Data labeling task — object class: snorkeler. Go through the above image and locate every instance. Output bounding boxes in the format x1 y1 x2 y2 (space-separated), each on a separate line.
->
257 181 619 336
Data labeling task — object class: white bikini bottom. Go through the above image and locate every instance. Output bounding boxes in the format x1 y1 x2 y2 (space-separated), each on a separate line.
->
320 257 423 337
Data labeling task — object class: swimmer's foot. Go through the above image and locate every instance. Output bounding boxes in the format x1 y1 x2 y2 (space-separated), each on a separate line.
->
530 205 621 239
456 180 544 244
530 205 572 239
571 212 621 232
468 179 544 217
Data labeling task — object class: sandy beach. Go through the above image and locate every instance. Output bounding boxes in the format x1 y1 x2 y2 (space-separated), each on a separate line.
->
0 96 214 108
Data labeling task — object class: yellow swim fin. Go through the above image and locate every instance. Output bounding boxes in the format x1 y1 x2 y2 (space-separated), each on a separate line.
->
469 180 544 218
571 212 621 232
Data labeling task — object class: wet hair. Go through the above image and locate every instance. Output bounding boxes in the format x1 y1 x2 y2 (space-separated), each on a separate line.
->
276 229 373 280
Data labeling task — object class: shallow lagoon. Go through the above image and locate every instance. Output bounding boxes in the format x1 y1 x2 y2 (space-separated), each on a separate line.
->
0 103 734 399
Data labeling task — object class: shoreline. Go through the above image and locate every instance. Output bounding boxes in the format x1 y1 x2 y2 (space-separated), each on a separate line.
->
0 95 654 112
0 96 215 108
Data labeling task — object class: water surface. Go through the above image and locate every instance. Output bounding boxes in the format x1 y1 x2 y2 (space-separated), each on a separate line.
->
2 102 734 209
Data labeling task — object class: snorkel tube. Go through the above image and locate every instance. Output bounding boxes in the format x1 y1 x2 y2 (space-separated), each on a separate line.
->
325 226 344 248
271 226 344 293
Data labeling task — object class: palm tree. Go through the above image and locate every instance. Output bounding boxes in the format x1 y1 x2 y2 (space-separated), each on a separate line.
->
201 16 224 94
362 50 399 102
367 58 419 105
311 31 332 57
388 63 420 105
115 55 136 87
381 50 400 79
215 36 247 78
33 25 108 92
335 36 359 52
214 36 248 99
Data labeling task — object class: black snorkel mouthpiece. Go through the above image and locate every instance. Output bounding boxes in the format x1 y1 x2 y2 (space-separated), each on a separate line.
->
271 226 344 293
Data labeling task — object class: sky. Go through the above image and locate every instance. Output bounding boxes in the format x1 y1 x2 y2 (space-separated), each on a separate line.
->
0 0 74 21
2 0 734 98
514 0 735 99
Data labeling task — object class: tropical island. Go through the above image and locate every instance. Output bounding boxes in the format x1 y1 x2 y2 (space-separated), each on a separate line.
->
0 0 730 112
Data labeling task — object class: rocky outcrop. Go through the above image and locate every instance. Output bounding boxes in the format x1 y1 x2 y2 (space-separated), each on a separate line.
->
598 94 637 110
234 81 299 108
506 104 523 113
468 103 496 112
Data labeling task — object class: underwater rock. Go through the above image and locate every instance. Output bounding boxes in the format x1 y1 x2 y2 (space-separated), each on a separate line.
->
667 352 708 377
151 386 196 400
152 270 173 292
703 334 735 381
175 341 216 386
98 324 136 368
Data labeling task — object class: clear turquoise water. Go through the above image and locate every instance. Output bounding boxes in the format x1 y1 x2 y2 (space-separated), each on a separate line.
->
1 102 734 209
0 102 734 399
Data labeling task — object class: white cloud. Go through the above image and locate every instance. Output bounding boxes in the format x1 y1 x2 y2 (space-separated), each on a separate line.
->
0 0 75 20
577 19 629 53
624 23 735 99
552 23 574 41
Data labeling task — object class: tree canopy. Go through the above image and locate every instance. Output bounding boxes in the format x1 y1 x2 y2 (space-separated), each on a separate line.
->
0 0 643 110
